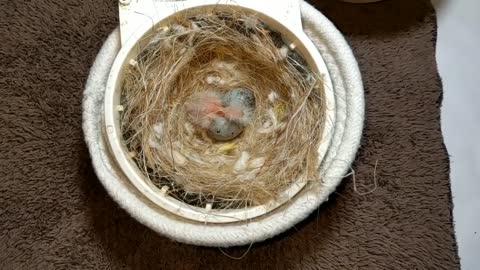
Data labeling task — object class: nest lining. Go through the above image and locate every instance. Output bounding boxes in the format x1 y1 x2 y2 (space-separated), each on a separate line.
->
120 11 327 209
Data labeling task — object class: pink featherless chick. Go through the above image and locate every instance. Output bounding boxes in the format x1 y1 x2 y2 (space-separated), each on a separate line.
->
185 91 249 127
185 89 255 141
185 91 224 128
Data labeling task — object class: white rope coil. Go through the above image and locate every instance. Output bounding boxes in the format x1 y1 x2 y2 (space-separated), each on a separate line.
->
83 1 364 247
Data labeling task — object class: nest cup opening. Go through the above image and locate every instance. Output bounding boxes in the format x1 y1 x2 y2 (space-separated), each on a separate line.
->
104 4 335 223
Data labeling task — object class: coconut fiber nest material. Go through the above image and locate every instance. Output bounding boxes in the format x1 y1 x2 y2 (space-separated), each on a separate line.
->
120 12 326 209
0 0 460 269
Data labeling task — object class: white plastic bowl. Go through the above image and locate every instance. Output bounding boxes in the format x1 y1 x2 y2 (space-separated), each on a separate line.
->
103 3 336 223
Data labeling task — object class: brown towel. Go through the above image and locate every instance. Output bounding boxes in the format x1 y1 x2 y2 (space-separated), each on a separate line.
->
0 0 460 269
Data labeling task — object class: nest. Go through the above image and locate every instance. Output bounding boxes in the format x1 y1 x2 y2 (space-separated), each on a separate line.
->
120 11 326 209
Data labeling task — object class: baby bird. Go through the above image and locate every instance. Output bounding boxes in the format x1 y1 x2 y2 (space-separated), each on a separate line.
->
184 91 224 129
185 88 255 141
222 88 255 125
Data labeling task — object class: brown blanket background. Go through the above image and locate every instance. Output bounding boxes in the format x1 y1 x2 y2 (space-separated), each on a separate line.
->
0 0 460 269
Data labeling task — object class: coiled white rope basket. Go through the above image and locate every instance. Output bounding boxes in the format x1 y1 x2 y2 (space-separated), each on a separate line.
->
83 1 364 247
